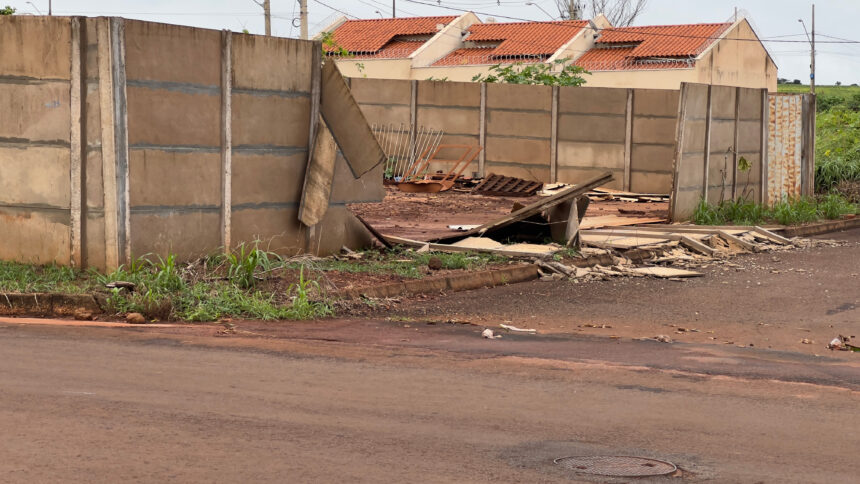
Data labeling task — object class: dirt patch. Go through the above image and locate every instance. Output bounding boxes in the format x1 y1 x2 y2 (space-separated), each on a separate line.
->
350 187 668 241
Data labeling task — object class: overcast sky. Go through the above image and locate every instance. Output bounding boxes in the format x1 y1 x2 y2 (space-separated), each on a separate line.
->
10 1 859 85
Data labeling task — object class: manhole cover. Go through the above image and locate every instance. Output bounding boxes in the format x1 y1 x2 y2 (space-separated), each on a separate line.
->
554 455 677 477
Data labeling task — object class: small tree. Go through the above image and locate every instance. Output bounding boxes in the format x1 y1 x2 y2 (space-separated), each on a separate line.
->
1 6 16 15
471 59 589 86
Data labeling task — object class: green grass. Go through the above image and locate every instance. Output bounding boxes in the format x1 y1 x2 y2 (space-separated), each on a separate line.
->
285 249 506 279
0 261 92 294
0 246 509 322
693 195 856 226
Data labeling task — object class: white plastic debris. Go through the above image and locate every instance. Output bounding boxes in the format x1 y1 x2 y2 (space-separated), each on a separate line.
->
482 328 502 339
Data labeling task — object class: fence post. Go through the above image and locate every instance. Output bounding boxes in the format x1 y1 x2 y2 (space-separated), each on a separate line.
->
669 83 689 221
623 89 633 191
96 17 129 270
731 87 741 201
550 86 559 183
220 30 233 253
479 83 487 178
69 17 85 268
760 88 769 205
702 85 713 203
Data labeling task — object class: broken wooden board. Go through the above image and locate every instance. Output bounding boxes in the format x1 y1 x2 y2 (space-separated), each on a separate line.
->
580 215 665 230
473 173 542 197
580 234 671 250
320 62 384 178
629 267 704 278
298 116 337 226
432 171 613 243
451 237 504 250
383 234 559 259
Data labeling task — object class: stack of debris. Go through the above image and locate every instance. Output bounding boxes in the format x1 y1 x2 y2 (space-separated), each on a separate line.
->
472 173 543 197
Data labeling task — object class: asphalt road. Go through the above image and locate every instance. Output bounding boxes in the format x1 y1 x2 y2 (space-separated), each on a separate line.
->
0 318 857 483
1 229 858 483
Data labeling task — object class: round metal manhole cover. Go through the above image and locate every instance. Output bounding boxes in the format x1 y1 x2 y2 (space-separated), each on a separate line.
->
554 455 677 477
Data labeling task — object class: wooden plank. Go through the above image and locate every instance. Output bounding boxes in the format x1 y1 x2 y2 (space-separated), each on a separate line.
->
717 230 756 250
580 215 665 230
383 235 558 259
679 235 716 255
433 171 613 243
631 225 749 235
581 234 670 250
630 267 703 278
752 226 791 245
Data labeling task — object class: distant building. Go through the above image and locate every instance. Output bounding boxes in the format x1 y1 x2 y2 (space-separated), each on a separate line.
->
319 14 776 91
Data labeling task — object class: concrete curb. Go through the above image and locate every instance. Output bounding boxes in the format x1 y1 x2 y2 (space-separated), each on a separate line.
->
778 217 860 237
0 293 104 318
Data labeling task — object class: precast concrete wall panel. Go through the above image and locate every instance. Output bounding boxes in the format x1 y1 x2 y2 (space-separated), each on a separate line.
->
556 85 626 189
629 90 680 194
230 35 313 254
767 94 805 202
123 20 224 260
670 83 710 221
351 78 411 126
0 16 73 264
485 83 552 181
1 17 383 269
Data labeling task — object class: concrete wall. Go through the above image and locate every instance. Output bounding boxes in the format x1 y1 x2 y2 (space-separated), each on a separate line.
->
351 77 680 192
0 16 74 265
670 83 769 221
1 16 382 270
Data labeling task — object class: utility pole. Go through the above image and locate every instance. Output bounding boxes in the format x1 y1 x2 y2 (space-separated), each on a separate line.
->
799 5 816 94
811 4 816 95
252 0 271 36
300 0 308 39
48 0 51 15
392 0 396 18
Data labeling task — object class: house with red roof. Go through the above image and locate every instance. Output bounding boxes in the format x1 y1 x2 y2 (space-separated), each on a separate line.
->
319 13 776 91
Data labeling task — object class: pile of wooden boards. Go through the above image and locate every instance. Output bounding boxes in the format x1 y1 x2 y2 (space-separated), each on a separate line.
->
586 188 671 203
579 225 791 255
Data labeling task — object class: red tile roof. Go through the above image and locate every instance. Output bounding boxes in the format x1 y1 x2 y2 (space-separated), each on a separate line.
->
432 20 587 66
325 16 456 55
466 20 589 56
575 23 732 71
432 47 538 66
597 23 731 58
350 40 426 59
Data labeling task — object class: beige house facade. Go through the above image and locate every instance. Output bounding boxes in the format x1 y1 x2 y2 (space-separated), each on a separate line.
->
320 15 777 92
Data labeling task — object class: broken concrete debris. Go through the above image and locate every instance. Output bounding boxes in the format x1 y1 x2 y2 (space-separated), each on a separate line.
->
482 328 502 339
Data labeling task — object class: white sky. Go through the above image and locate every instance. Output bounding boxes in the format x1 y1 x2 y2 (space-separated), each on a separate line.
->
10 1 860 85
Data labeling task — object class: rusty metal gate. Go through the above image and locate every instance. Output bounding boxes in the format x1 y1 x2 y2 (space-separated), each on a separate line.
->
767 93 815 202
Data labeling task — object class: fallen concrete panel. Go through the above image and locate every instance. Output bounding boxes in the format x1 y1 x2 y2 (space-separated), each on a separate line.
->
299 116 337 226
320 62 384 178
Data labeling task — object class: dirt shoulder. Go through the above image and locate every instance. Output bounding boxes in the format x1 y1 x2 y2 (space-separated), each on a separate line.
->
349 228 860 357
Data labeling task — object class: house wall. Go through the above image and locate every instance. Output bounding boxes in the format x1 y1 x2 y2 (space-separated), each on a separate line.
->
1 16 382 270
695 19 778 93
410 13 480 68
333 58 413 80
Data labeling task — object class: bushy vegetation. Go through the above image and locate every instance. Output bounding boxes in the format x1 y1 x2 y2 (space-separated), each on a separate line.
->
778 84 860 199
472 58 589 86
693 194 856 226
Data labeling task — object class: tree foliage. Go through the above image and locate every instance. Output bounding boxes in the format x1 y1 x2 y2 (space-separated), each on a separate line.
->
471 59 589 86
1 5 16 15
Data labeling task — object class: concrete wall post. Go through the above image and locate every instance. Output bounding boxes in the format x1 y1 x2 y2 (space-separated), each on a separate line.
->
623 89 634 191
550 86 559 183
69 17 85 268
220 30 233 252
731 87 741 200
478 82 486 177
702 85 713 201
760 88 769 205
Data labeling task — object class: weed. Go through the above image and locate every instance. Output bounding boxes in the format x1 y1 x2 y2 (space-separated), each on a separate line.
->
693 195 856 226
0 261 85 293
227 242 281 288
818 192 857 219
286 265 333 320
